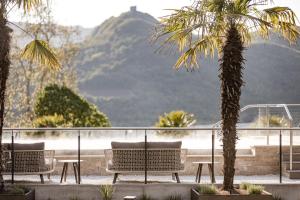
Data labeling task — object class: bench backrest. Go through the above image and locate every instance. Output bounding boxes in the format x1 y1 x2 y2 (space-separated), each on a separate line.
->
107 141 185 171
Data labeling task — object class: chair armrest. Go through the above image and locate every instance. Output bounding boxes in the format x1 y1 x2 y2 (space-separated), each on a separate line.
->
181 149 188 163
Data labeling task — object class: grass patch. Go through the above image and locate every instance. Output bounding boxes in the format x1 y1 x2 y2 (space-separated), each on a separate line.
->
239 182 252 190
247 185 264 195
1 185 29 195
99 185 113 200
273 193 284 200
197 184 217 195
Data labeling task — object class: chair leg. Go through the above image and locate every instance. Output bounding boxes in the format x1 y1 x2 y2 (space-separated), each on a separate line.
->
171 173 175 181
198 164 203 183
60 163 66 183
73 163 78 183
195 164 200 183
113 173 119 184
40 174 44 184
174 173 180 183
47 173 51 180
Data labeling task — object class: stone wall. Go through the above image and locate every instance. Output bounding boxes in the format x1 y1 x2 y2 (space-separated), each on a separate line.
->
52 145 299 176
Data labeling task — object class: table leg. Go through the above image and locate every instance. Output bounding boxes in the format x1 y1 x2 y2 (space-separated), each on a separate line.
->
75 163 81 182
73 162 78 183
64 163 68 182
208 164 216 183
197 164 203 183
60 163 66 183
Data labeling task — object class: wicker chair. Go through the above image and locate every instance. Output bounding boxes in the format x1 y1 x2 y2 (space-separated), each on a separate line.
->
2 143 56 183
104 141 186 183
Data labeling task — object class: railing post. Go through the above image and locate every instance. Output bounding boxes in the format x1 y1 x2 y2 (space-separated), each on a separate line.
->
289 121 293 171
212 129 215 183
266 106 270 145
11 130 14 184
78 130 81 184
279 130 282 183
144 129 147 184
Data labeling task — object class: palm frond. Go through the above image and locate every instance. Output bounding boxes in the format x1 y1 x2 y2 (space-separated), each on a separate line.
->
259 6 300 43
21 39 60 70
155 0 299 70
13 0 41 12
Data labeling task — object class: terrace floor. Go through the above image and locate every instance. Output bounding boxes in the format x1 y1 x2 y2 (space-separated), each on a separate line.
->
4 175 300 185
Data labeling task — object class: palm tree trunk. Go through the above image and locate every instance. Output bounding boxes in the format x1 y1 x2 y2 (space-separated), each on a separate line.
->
0 6 11 190
219 23 244 192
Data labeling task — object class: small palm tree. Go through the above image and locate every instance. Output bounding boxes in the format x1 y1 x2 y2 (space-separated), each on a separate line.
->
155 110 196 137
156 0 299 192
0 0 60 189
254 115 289 127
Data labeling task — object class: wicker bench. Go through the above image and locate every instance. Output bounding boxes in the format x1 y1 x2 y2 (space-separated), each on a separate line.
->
104 141 186 183
3 142 56 183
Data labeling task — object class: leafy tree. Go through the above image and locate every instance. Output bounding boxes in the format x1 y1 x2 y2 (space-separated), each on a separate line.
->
35 84 111 127
4 1 79 127
156 0 299 191
0 0 60 189
155 110 196 137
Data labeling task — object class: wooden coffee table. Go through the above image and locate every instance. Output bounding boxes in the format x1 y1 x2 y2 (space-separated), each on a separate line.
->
58 160 83 183
193 161 219 183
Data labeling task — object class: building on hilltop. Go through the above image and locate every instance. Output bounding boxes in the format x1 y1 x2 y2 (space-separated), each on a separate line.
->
130 6 137 12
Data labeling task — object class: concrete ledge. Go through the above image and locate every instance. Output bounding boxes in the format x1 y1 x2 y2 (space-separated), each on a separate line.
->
29 183 300 200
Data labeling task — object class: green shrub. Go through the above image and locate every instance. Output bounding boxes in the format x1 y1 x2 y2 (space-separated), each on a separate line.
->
165 195 182 200
253 115 289 127
247 184 264 195
28 114 68 136
33 114 66 128
155 110 196 137
35 84 111 127
100 185 113 200
197 184 217 195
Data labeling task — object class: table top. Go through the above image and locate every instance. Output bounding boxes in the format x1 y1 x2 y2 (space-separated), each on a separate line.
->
58 160 84 163
192 161 220 164
124 196 137 199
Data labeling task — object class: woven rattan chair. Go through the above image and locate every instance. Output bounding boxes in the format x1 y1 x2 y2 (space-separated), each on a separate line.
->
2 143 56 183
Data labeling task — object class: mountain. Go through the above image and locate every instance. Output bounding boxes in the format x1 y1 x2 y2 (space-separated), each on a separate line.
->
75 7 300 126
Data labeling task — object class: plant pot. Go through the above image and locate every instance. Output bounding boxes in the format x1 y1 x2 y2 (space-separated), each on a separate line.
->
0 189 35 200
191 188 273 200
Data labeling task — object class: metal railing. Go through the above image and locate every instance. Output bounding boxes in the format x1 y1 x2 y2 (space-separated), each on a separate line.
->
2 127 300 184
213 104 300 171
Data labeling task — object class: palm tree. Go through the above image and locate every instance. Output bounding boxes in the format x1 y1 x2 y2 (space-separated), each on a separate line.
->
0 0 59 189
156 0 299 192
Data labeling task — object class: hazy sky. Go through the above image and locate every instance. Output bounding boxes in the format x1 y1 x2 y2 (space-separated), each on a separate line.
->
8 0 300 28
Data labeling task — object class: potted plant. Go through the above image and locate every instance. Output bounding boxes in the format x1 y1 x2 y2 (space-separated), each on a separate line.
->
0 185 35 200
156 0 299 197
191 184 273 200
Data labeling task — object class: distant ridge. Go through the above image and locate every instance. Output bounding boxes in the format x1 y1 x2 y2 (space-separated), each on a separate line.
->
74 7 300 126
